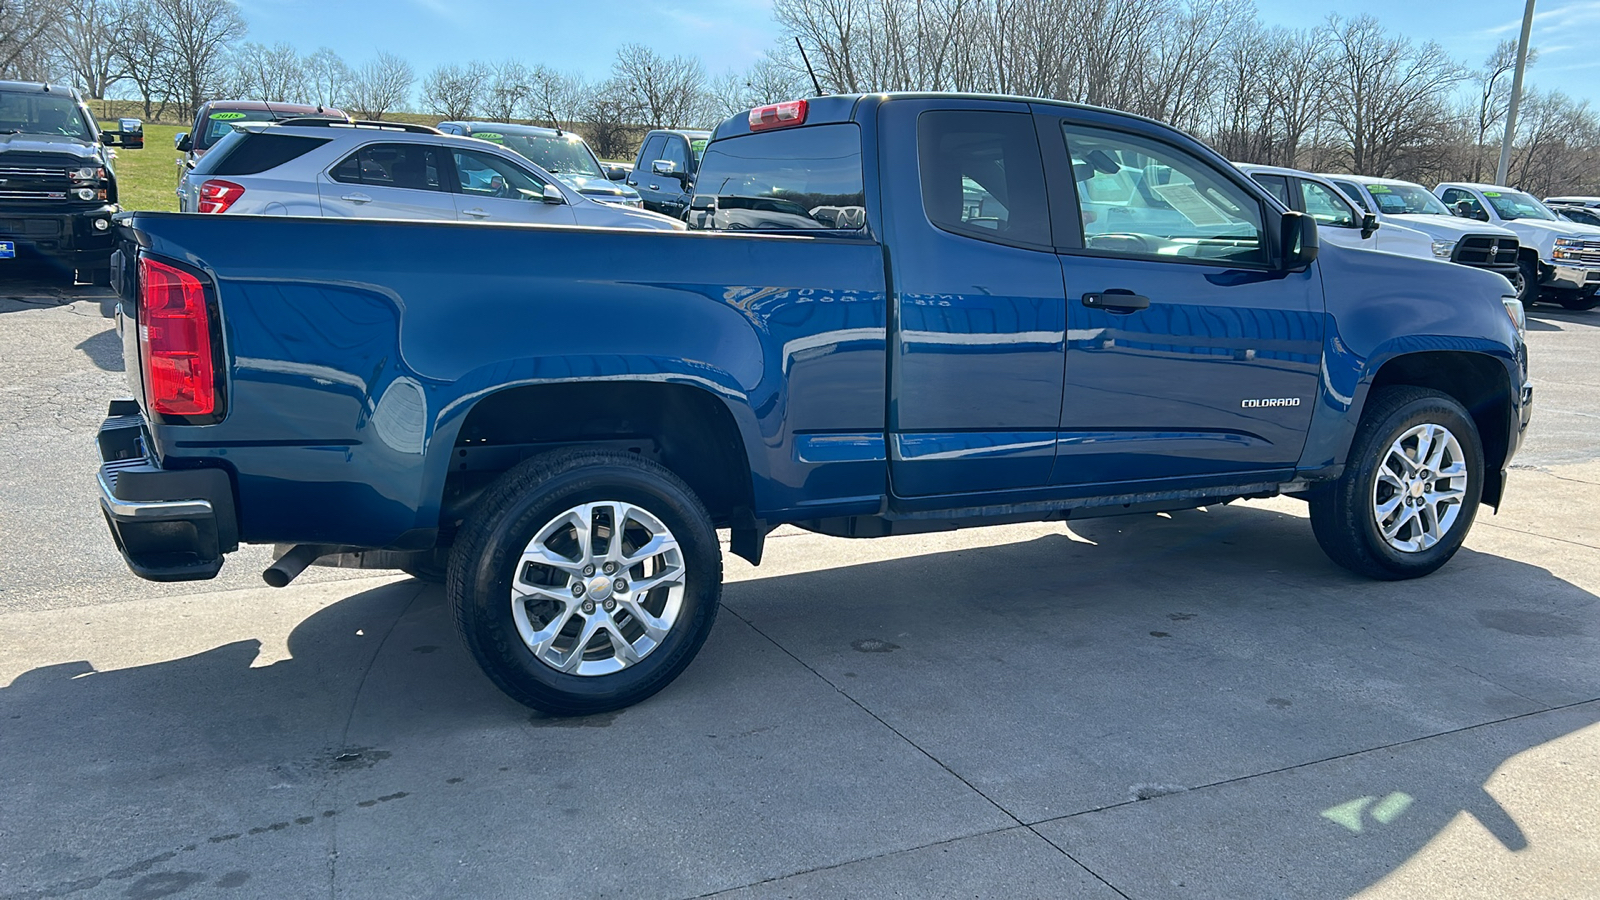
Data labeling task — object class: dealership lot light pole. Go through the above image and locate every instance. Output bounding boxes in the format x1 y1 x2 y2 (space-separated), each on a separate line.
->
1496 0 1537 186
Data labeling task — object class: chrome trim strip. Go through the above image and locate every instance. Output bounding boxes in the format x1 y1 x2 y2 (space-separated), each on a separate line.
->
97 469 213 520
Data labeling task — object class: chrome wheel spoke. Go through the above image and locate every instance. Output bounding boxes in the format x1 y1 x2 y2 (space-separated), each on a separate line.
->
1371 422 1469 555
510 498 687 677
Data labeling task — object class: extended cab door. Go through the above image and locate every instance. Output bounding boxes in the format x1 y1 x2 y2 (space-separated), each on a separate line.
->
1037 109 1323 487
629 134 667 213
880 99 1067 498
320 141 457 220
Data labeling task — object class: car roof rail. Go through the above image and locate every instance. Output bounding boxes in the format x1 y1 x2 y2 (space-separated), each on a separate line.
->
274 117 442 134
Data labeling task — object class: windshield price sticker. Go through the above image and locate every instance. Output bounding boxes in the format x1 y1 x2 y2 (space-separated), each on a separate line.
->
1368 184 1391 194
474 133 505 143
1484 191 1501 197
209 112 246 120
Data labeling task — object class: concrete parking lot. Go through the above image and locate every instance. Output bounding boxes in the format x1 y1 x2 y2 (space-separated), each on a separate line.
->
2 274 1598 899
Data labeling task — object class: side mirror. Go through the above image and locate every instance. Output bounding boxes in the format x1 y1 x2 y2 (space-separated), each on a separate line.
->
652 159 680 178
1280 210 1319 270
605 165 628 181
106 118 143 149
541 184 566 205
175 132 192 152
1360 213 1379 239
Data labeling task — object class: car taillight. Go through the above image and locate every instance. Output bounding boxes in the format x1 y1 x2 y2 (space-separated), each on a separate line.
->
138 257 217 418
749 99 808 131
197 179 244 213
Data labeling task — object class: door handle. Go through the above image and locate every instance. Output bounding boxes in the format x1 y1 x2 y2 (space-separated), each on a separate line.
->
626 180 637 186
462 208 490 218
1082 290 1150 312
341 193 371 204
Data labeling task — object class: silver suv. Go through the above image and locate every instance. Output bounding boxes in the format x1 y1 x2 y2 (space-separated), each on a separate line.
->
177 118 682 231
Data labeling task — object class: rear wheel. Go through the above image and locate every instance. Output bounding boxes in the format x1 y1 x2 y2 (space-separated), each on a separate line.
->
448 448 721 715
1310 387 1483 580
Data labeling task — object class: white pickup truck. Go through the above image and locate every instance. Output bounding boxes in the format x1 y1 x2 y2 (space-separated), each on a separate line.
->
1238 165 1433 258
1435 182 1600 311
1324 175 1527 301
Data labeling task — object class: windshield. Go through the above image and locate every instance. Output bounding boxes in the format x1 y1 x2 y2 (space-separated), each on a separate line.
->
1482 189 1558 221
481 132 603 178
690 138 707 163
196 109 278 150
1364 182 1452 216
0 91 92 141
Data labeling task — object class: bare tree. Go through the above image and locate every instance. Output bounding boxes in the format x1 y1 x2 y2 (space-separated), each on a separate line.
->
421 61 488 120
482 59 530 122
579 80 636 161
48 0 124 97
1466 40 1536 182
108 0 169 119
228 41 305 103
1322 15 1462 176
347 52 414 119
303 47 350 108
611 43 711 129
0 0 63 78
527 65 584 130
149 0 246 117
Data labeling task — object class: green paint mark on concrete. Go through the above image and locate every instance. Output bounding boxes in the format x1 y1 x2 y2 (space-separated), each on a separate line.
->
1321 796 1375 833
1370 792 1414 824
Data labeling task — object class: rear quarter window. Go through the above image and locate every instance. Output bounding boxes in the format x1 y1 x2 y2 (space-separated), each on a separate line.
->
192 132 330 177
689 124 867 233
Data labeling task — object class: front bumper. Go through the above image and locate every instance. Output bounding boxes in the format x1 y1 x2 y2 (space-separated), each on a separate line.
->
1542 263 1600 292
97 401 238 582
0 204 119 268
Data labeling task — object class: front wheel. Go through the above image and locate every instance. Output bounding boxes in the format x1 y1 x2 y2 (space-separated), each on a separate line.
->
1309 387 1484 580
1515 258 1539 305
448 448 722 715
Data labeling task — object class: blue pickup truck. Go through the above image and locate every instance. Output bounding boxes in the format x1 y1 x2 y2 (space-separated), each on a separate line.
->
98 94 1532 714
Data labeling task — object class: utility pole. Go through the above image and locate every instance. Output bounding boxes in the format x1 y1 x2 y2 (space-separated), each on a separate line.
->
1496 0 1537 186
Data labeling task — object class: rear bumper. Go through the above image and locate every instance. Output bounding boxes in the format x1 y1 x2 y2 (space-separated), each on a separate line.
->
97 401 238 582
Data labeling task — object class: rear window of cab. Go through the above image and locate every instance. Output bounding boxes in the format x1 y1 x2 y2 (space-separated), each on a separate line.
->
688 124 866 233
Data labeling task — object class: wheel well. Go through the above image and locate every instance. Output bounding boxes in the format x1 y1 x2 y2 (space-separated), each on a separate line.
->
441 382 753 536
1369 351 1513 504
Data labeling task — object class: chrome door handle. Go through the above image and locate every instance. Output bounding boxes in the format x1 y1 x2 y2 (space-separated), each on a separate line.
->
341 193 371 204
648 183 660 191
462 208 490 218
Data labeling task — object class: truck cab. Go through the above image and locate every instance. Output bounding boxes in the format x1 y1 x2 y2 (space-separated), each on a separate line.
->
628 129 709 218
1238 164 1431 258
0 81 141 283
1435 181 1600 310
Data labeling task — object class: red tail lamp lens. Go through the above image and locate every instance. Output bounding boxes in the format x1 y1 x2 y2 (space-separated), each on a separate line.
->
138 257 216 417
197 179 244 213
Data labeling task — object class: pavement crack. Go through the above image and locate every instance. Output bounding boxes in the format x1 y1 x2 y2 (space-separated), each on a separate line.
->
718 602 1025 826
1478 519 1600 553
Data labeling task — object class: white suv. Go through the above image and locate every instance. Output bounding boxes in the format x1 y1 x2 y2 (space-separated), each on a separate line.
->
177 118 682 231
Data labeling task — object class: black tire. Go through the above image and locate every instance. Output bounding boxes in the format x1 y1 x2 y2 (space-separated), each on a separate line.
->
1558 291 1600 311
1511 258 1537 305
447 448 721 715
1309 386 1484 580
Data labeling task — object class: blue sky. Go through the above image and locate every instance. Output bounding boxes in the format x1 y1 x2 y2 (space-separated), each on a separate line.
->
238 0 1600 106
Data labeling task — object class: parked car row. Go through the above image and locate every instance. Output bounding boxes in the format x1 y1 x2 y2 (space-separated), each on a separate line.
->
1235 162 1600 311
175 118 683 232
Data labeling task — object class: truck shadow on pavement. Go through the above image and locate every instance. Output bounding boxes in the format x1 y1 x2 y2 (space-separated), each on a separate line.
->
1 504 1596 899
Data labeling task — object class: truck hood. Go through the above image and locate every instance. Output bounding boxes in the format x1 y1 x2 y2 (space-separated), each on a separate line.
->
0 132 99 161
1501 217 1600 256
1387 213 1517 241
557 173 640 203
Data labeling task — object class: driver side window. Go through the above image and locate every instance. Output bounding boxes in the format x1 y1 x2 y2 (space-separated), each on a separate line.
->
1062 123 1267 265
1300 179 1357 228
453 148 548 199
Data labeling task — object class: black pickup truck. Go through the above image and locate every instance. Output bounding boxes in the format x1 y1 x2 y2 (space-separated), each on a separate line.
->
0 81 141 284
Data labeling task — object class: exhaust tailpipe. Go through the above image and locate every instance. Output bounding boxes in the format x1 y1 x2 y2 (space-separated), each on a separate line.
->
264 543 323 588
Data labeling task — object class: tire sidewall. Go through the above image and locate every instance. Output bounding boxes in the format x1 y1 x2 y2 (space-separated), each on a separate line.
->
1350 397 1484 573
462 461 720 709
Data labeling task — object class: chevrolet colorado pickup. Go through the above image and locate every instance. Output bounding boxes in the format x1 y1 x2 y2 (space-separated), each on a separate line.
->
97 94 1533 714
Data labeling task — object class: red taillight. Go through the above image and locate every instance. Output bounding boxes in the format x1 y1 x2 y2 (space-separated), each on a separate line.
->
138 257 216 418
197 179 244 213
748 99 808 131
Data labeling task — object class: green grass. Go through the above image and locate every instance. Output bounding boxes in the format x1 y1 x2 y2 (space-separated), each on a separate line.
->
102 122 184 213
